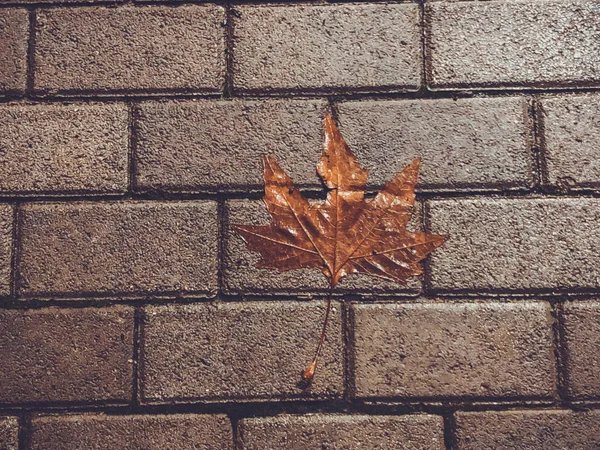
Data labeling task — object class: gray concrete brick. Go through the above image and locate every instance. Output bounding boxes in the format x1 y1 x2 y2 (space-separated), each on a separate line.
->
140 301 344 403
134 99 327 192
541 94 600 189
0 204 12 297
224 199 422 296
30 414 233 450
233 4 421 92
238 414 445 450
427 198 600 293
352 301 556 399
427 0 600 89
337 97 533 191
563 301 600 399
18 201 218 299
0 9 28 95
34 6 225 95
0 417 18 450
0 102 128 195
0 306 133 405
454 410 600 449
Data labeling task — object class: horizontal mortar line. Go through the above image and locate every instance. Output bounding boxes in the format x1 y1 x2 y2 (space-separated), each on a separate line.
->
6 188 600 204
4 84 600 105
0 292 595 311
0 397 598 417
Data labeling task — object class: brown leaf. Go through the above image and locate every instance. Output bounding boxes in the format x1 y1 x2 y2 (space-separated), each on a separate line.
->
234 114 447 288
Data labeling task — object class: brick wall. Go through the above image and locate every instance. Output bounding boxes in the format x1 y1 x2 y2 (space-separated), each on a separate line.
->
1 0 600 448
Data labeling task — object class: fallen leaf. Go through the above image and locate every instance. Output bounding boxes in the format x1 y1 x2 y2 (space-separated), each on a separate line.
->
234 114 448 382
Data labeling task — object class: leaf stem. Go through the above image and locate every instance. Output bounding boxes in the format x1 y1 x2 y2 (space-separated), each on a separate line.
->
302 282 334 382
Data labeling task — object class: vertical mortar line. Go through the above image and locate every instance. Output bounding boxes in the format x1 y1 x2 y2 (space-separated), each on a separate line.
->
18 413 31 450
343 300 356 401
223 5 235 98
132 306 142 408
216 197 226 297
419 0 429 92
552 300 570 405
530 96 549 190
231 415 242 450
419 197 435 295
10 202 22 301
26 9 36 97
443 411 456 450
327 97 339 121
127 102 137 195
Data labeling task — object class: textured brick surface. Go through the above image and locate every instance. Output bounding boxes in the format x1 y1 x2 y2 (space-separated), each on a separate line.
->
428 198 600 293
352 301 555 399
0 9 28 95
18 201 218 298
0 306 133 405
30 414 233 450
563 301 600 399
0 103 128 195
427 0 600 89
337 97 533 190
224 200 422 295
542 94 600 189
238 414 445 450
134 99 326 192
233 4 421 92
0 417 18 450
0 204 12 297
34 6 225 95
140 301 344 402
454 410 600 449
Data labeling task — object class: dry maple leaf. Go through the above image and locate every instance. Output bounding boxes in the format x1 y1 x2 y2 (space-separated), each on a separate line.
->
234 114 448 382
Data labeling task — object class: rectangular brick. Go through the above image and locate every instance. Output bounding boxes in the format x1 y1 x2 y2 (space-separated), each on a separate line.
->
30 414 232 450
0 103 128 195
0 203 13 297
541 94 600 189
34 6 225 95
351 301 556 400
0 417 18 450
140 301 344 403
232 4 421 92
563 301 600 399
337 97 533 191
18 201 218 299
428 198 600 293
238 414 445 450
224 199 422 296
134 99 327 193
0 9 28 95
427 0 600 89
454 410 600 449
0 306 133 405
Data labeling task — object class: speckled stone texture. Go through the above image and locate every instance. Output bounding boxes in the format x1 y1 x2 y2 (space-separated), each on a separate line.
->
30 414 233 450
427 0 600 89
337 96 533 191
541 94 600 189
0 103 128 195
454 410 600 449
563 301 600 399
427 198 600 293
0 306 133 405
140 301 344 403
34 5 226 95
0 417 19 450
0 9 28 95
238 414 445 450
351 301 556 399
232 4 421 92
18 201 218 298
134 99 327 192
0 204 12 297
223 199 422 295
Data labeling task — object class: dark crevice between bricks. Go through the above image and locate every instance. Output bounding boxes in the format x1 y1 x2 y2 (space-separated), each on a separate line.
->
18 412 31 450
344 301 356 401
443 412 456 450
132 306 143 409
216 197 227 296
531 97 550 190
9 203 19 303
418 0 428 91
224 5 235 98
553 301 571 405
421 199 435 295
136 307 147 409
127 103 139 194
25 9 36 97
